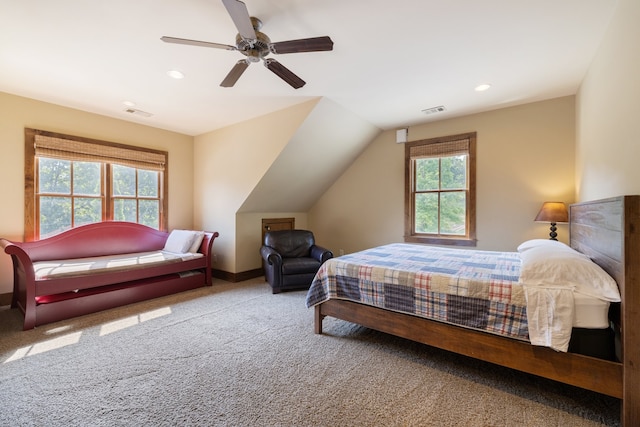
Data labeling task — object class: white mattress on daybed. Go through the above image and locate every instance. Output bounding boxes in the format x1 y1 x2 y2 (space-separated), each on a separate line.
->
33 250 204 280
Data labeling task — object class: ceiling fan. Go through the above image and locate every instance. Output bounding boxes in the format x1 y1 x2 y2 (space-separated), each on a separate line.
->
161 0 334 89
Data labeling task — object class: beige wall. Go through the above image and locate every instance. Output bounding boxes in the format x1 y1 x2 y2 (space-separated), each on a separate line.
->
0 92 194 294
194 97 378 274
310 96 576 254
576 0 640 200
193 100 319 273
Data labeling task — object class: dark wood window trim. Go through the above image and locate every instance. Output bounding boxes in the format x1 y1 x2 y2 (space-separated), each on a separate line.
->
24 128 168 241
404 132 477 247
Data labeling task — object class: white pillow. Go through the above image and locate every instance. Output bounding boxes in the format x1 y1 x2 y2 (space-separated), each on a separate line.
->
164 230 197 254
518 244 621 302
517 239 569 253
188 231 205 253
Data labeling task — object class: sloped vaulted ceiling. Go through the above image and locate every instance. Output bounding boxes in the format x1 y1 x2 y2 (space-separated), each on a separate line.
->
0 1 617 136
238 97 380 213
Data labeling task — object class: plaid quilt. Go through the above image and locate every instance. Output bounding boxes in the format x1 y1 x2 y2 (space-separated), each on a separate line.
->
306 243 529 341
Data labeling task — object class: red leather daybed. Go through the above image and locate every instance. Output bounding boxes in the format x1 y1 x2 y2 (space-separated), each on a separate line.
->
0 221 219 330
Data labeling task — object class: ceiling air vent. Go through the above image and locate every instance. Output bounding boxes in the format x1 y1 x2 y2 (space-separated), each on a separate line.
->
124 108 153 117
421 105 446 115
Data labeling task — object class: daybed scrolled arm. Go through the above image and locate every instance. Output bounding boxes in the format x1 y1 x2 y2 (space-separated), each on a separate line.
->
0 238 11 253
201 231 219 286
310 245 333 264
1 239 36 282
1 238 38 329
0 238 25 259
200 232 218 257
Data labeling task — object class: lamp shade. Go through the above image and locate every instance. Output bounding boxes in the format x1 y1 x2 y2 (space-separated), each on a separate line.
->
534 202 568 223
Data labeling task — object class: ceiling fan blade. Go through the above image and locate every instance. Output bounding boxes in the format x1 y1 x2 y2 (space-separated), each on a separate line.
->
220 60 250 87
221 0 257 41
270 36 334 54
263 58 305 89
161 36 236 51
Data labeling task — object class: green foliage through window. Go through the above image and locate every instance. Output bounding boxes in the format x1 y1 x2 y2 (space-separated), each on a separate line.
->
112 165 160 227
413 156 467 236
37 158 161 238
38 159 102 238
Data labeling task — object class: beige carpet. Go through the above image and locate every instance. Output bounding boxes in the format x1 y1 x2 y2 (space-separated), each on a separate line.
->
0 278 620 426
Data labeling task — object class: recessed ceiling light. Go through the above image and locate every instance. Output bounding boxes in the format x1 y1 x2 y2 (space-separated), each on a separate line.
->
475 84 491 92
167 70 185 79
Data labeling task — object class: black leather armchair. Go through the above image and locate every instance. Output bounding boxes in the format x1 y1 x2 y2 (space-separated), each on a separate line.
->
260 229 333 294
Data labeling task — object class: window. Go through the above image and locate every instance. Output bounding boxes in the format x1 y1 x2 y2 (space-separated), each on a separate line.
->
405 132 476 246
112 165 161 229
37 158 104 237
25 128 168 241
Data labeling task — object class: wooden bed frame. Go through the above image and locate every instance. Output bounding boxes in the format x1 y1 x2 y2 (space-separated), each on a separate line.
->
313 195 639 426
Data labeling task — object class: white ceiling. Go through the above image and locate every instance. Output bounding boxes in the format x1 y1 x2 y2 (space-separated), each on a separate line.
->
0 0 617 136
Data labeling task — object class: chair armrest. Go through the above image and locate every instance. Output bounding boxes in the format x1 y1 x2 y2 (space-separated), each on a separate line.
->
260 245 283 267
310 245 333 264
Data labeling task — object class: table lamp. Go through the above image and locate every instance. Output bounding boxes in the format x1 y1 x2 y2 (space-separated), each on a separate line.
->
534 201 568 241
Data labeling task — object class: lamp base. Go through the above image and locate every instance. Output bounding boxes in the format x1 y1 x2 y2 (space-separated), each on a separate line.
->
549 222 558 241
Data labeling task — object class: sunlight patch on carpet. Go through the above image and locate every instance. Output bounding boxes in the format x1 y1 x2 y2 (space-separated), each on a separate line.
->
4 332 82 363
99 306 172 336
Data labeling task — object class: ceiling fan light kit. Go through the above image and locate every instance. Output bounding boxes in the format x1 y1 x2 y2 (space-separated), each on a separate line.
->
161 0 334 89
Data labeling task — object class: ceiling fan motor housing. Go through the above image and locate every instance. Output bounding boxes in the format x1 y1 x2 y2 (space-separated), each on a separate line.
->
235 17 270 62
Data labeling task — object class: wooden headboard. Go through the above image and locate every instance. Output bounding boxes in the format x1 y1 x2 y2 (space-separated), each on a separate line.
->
570 195 640 425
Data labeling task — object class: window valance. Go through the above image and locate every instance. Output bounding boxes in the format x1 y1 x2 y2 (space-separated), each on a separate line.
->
408 138 470 159
34 133 166 172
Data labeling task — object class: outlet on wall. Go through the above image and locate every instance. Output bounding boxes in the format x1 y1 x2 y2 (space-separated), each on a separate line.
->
212 253 218 263
339 249 345 256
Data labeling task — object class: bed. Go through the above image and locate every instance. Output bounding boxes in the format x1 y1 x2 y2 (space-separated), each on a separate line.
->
306 196 639 425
